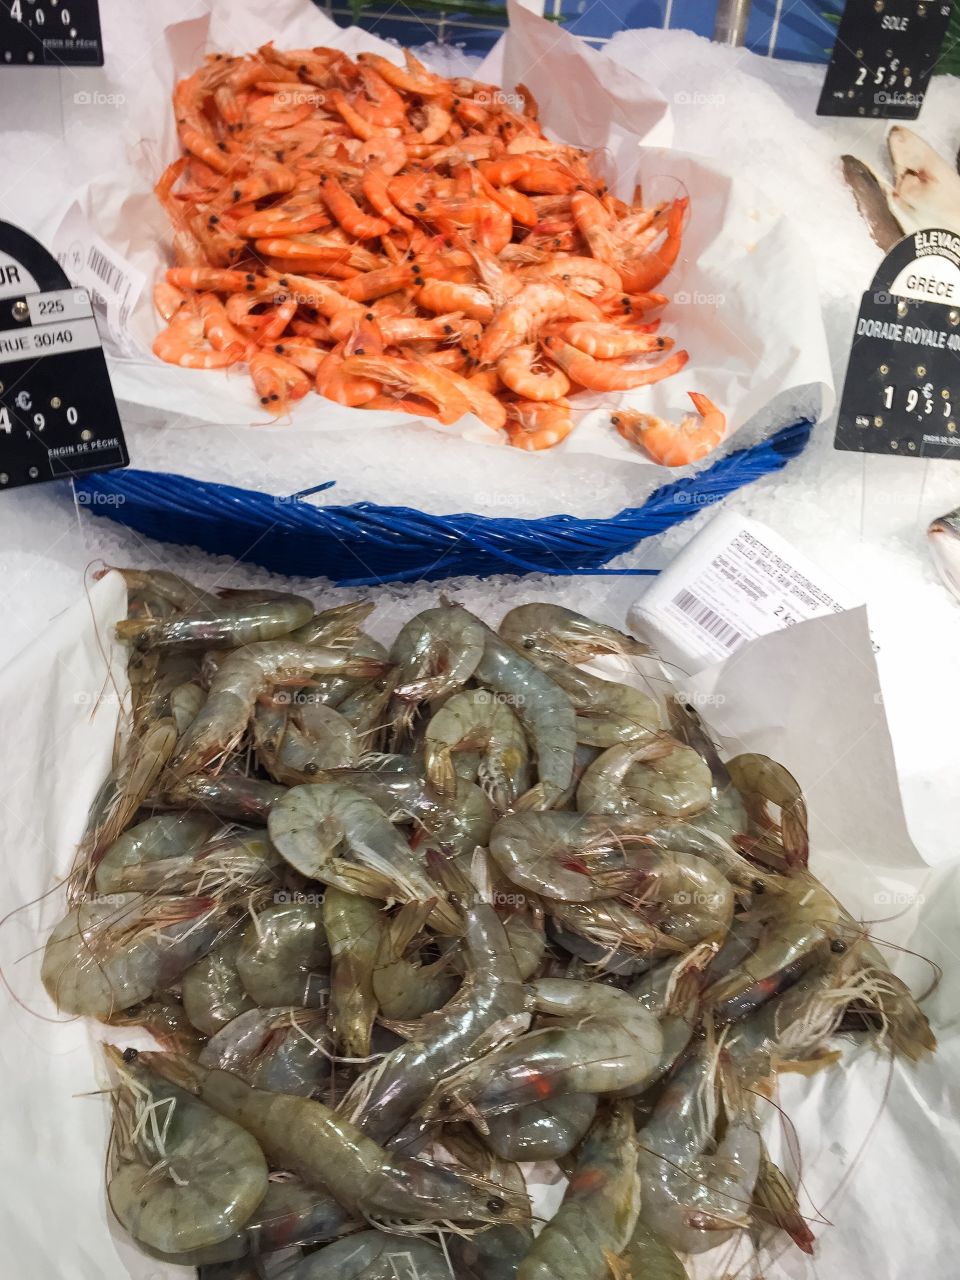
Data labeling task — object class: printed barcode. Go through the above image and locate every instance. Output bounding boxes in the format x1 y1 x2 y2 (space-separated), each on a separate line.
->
87 245 124 293
672 589 745 649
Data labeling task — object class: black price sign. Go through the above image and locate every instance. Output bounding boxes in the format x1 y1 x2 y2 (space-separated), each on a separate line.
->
0 0 102 67
835 228 960 459
0 220 126 491
817 0 950 120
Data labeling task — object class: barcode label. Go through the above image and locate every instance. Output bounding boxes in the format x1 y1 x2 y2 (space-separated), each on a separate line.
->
672 588 746 650
52 203 146 355
88 245 122 292
86 243 136 328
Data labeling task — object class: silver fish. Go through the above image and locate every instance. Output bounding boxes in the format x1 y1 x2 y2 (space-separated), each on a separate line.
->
843 127 960 249
841 155 904 252
928 506 960 601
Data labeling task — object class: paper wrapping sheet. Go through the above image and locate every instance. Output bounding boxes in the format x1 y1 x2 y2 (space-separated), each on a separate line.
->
48 0 831 484
0 586 954 1278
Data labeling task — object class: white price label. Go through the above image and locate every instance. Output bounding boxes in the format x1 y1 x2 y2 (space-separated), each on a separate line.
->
52 203 145 355
630 511 861 670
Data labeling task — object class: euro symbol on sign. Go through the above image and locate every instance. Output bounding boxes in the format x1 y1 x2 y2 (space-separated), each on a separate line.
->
15 391 32 411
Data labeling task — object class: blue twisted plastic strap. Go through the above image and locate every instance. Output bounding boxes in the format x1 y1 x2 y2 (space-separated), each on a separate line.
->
74 419 812 585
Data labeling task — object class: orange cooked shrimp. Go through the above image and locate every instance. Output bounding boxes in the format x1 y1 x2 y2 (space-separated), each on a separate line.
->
417 280 494 323
154 281 188 322
619 198 687 294
228 163 297 205
562 322 675 360
357 50 449 98
361 168 414 231
153 308 242 370
152 43 714 458
505 399 574 450
273 337 326 376
522 255 622 295
166 267 258 293
197 292 249 355
478 283 600 365
340 354 472 425
249 350 312 414
612 394 726 466
542 336 689 392
321 175 393 240
496 344 570 401
315 348 382 407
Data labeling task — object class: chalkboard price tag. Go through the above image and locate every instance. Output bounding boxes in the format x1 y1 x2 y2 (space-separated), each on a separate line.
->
1 0 103 67
835 228 960 459
817 0 950 120
0 220 126 491
0 286 128 489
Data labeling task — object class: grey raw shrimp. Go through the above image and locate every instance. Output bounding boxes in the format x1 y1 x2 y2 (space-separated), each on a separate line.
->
515 1101 640 1280
199 1006 331 1095
390 602 485 707
372 900 460 1022
253 697 357 782
117 592 315 651
95 815 279 898
173 641 385 773
450 603 577 809
323 887 382 1057
424 686 531 810
484 1091 598 1161
417 979 662 1124
500 604 660 747
107 1050 268 1255
42 892 227 1017
499 602 649 664
340 900 531 1145
145 1053 529 1230
267 782 460 934
277 1230 453 1279
235 900 330 1008
182 937 255 1035
636 1041 762 1255
93 812 220 893
577 735 713 818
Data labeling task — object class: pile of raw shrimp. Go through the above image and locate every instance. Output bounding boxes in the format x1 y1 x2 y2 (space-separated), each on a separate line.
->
153 43 716 462
41 574 935 1279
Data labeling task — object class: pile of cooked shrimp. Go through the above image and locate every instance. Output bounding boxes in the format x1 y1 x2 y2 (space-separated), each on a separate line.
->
42 573 935 1277
152 43 722 462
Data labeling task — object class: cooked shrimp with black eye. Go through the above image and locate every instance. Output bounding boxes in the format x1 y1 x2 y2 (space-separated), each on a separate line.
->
150 44 704 451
